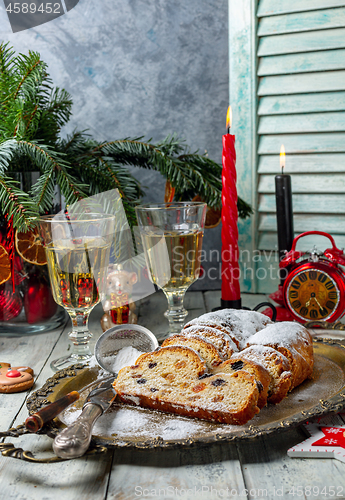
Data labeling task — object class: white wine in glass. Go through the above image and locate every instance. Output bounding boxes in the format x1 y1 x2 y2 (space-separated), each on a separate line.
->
45 237 110 313
141 229 203 291
39 214 115 371
136 202 206 336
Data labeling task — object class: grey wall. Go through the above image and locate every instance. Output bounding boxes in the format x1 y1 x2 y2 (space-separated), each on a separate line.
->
0 0 229 290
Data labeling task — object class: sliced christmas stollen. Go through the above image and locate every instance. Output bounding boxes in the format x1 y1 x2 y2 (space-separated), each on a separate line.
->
113 346 260 425
246 322 314 390
162 334 223 370
213 357 271 409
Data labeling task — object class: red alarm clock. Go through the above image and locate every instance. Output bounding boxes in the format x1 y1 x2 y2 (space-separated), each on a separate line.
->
280 231 345 323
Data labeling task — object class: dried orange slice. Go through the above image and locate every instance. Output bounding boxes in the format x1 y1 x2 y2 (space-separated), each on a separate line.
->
15 229 47 266
164 180 175 203
192 195 221 229
0 245 11 285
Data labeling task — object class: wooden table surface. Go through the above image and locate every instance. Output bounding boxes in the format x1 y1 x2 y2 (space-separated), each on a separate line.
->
1 290 345 500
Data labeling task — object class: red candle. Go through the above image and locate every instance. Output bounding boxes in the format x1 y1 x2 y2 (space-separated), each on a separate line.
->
221 106 241 308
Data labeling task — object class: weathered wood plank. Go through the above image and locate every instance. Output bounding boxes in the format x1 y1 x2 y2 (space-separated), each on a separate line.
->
0 433 113 500
258 232 345 251
258 7 345 36
258 27 345 57
258 133 345 154
258 173 345 193
258 153 345 173
0 326 65 431
258 193 345 213
258 92 345 115
257 0 345 17
0 449 113 500
0 315 114 500
258 111 345 134
258 49 345 76
259 213 345 233
258 70 345 95
238 427 345 496
109 444 247 500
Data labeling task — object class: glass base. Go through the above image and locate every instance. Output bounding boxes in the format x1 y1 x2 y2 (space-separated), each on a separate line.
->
50 352 92 372
0 309 66 337
164 306 188 335
163 289 189 335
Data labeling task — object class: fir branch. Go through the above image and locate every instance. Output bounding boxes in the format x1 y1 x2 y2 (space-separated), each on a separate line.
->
95 138 191 188
37 88 72 144
18 140 87 211
0 174 37 231
24 104 38 132
0 43 15 109
12 57 41 101
0 139 18 175
237 197 253 220
0 45 253 231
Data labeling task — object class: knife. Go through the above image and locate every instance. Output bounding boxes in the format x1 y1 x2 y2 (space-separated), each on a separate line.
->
52 376 117 459
25 391 80 433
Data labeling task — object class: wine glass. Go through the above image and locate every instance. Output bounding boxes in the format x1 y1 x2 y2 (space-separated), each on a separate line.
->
136 202 207 336
39 213 115 371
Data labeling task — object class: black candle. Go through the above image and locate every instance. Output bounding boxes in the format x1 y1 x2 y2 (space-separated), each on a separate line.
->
275 146 294 279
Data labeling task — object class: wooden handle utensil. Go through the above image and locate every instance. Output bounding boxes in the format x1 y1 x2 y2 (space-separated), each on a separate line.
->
25 391 80 433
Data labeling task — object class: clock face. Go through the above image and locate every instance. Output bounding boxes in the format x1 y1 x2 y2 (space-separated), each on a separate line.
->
286 268 340 321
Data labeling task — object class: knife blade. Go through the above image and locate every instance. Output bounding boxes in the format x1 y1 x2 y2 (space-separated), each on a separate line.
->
52 376 117 459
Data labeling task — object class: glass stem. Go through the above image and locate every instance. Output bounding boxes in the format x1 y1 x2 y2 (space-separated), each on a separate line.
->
163 290 189 335
68 311 93 361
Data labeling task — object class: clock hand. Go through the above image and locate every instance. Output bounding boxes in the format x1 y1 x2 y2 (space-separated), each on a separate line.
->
314 296 323 309
305 298 311 307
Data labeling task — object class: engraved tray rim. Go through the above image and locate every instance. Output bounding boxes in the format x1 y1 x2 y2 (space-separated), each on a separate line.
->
26 338 345 449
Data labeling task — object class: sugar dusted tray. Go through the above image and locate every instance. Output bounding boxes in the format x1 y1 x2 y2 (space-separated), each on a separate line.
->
27 338 345 449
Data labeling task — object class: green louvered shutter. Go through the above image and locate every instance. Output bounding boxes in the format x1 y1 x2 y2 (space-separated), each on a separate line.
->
254 0 345 292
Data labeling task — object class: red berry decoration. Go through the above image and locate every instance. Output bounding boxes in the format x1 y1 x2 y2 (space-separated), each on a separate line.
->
24 274 57 324
6 369 21 378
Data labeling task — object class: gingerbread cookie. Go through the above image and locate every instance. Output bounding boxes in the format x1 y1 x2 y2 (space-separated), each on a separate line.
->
0 362 34 393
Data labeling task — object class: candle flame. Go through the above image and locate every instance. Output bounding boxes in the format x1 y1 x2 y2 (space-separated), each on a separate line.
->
226 106 232 131
280 144 285 173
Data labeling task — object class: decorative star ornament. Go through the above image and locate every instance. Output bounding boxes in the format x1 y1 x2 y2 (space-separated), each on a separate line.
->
312 427 345 449
287 412 345 464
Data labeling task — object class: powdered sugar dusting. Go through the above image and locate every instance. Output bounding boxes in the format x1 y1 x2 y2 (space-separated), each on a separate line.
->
185 309 272 349
112 346 144 373
58 353 345 445
239 344 290 365
247 322 311 348
184 323 233 343
183 325 238 358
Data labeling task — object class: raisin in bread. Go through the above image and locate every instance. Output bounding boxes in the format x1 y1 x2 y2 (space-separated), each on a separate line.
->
237 345 293 404
213 357 271 409
162 334 223 370
114 346 260 425
246 322 314 389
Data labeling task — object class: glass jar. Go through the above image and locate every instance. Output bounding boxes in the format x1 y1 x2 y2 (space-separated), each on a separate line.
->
0 172 65 336
0 258 65 335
